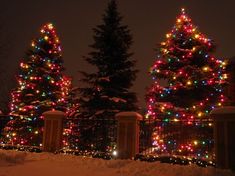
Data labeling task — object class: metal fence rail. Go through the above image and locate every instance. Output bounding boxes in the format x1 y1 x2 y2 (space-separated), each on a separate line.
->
1 114 214 161
0 115 13 138
64 117 117 152
139 118 214 160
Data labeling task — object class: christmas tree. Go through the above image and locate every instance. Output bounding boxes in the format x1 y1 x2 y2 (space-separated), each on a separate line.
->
62 87 80 149
78 0 138 151
2 23 71 146
146 9 227 159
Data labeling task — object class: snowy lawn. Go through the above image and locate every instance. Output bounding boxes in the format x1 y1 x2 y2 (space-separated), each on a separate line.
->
0 150 234 176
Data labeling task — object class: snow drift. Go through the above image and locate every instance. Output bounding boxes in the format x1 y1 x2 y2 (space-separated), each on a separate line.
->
0 150 234 176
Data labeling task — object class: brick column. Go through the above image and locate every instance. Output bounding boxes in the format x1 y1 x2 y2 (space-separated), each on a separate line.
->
42 110 65 152
211 107 235 170
115 112 143 159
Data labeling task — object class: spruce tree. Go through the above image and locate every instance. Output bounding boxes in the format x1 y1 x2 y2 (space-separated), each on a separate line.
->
146 9 227 159
0 21 12 114
78 0 138 151
2 23 71 146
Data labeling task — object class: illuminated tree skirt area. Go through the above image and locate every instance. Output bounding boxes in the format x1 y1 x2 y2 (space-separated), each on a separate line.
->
0 150 234 176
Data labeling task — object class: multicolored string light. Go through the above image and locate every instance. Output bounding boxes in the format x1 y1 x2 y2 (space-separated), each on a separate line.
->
3 23 71 146
146 8 227 159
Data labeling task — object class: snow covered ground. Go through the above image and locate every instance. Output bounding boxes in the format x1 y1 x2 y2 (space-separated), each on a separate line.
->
0 149 234 176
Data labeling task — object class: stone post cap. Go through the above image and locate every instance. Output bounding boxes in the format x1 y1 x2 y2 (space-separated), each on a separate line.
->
43 110 65 119
115 112 143 120
210 106 235 115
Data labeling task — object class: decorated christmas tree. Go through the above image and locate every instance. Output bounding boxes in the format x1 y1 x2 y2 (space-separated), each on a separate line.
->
62 87 80 149
146 9 227 159
77 0 138 151
2 23 71 146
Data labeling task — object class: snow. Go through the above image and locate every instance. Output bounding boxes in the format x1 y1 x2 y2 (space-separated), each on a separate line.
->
95 110 105 115
71 86 80 91
211 106 235 114
110 97 127 103
101 96 127 103
42 110 65 116
25 94 34 97
99 77 110 82
0 151 26 166
81 97 90 102
0 150 234 176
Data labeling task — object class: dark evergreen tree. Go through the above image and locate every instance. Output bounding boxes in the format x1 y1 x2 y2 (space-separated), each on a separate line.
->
78 0 138 151
0 18 13 114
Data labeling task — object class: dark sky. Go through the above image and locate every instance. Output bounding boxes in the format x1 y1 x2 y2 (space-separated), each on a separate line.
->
1 0 235 108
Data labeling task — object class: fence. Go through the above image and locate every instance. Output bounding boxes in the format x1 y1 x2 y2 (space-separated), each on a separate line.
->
64 117 117 152
0 114 214 160
0 115 14 138
139 118 214 160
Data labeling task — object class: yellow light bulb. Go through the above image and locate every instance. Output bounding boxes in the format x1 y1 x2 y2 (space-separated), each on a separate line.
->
222 61 227 66
145 114 149 119
166 33 171 38
203 66 209 72
198 112 202 117
223 74 228 79
48 23 53 29
161 106 165 112
44 36 49 40
195 34 199 39
187 81 192 85
194 141 198 145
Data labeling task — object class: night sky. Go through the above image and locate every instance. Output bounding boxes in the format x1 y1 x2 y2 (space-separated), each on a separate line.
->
1 0 235 108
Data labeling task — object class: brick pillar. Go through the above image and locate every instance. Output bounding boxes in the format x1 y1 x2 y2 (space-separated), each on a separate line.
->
115 112 143 159
211 107 235 170
42 110 65 152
